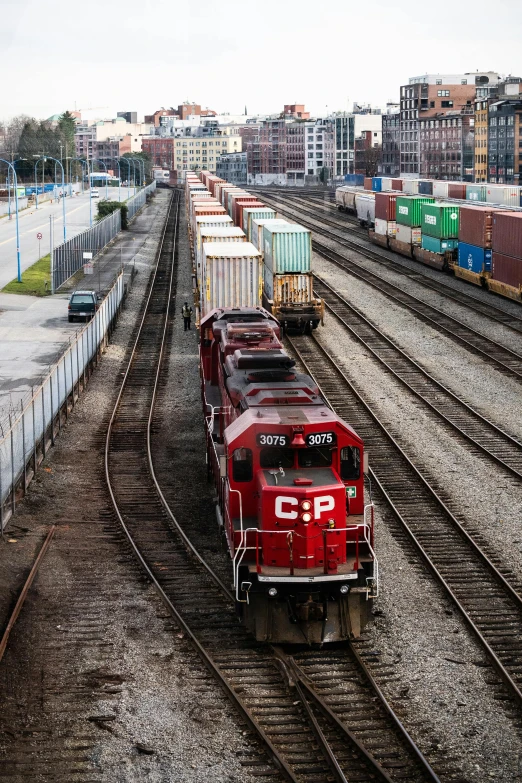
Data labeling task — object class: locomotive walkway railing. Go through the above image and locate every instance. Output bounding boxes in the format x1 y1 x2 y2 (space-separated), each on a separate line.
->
0 272 125 532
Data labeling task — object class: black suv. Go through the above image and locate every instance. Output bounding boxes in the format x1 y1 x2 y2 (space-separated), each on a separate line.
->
68 290 99 322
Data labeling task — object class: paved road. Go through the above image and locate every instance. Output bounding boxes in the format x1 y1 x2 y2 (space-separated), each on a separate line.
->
0 186 137 289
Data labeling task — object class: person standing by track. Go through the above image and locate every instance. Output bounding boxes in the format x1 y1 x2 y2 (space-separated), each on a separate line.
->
182 302 193 331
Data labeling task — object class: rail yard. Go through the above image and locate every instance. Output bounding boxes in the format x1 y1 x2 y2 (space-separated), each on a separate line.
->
0 179 521 783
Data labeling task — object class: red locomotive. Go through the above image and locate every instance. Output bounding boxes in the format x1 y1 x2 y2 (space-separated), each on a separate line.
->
200 306 378 644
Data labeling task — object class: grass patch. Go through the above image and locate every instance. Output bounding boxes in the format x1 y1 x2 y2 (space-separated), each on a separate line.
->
2 254 52 297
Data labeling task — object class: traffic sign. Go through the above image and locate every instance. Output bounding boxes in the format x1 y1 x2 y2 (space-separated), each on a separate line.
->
84 263 94 275
83 252 93 260
36 232 43 240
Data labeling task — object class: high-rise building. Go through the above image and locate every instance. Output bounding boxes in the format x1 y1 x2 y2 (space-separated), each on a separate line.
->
487 83 522 184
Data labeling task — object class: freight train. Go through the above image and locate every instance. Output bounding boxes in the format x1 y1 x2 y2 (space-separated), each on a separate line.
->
199 304 377 643
187 172 324 333
336 178 522 302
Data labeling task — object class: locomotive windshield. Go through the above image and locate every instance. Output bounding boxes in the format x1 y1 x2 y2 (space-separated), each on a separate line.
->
259 447 334 470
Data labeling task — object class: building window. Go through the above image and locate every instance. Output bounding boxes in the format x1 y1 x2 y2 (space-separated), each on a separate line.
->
437 90 450 97
436 79 442 85
461 79 467 84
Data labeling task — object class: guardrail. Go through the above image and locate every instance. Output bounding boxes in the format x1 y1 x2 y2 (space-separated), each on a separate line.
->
127 180 156 220
0 272 125 531
53 209 121 290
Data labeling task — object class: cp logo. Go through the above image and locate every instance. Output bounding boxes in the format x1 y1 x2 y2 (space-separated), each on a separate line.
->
275 496 335 520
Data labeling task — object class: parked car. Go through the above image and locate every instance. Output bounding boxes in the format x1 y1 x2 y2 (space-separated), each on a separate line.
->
68 290 99 322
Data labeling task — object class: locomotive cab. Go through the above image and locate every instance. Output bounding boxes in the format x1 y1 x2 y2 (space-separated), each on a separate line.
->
213 407 376 644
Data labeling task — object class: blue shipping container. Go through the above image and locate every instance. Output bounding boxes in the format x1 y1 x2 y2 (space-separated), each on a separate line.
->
372 177 382 192
344 174 364 185
418 180 433 195
421 235 458 254
458 242 492 274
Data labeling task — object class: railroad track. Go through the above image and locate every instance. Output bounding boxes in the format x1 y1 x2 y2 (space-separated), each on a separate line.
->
286 333 522 712
258 192 522 346
104 190 442 782
312 275 522 479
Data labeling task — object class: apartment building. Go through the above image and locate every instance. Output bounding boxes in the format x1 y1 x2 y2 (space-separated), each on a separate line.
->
419 108 475 180
400 73 481 175
488 95 522 183
382 107 400 176
216 152 248 185
142 134 241 179
304 119 334 181
75 117 151 160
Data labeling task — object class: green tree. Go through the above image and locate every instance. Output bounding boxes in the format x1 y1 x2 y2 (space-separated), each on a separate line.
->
58 111 77 181
122 151 151 184
96 200 128 229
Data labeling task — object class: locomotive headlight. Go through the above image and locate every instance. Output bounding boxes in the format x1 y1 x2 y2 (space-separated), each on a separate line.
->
340 585 349 595
268 587 278 597
301 512 312 523
301 500 312 511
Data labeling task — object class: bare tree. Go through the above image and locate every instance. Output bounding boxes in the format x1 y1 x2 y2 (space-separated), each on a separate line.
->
363 144 382 177
0 115 33 159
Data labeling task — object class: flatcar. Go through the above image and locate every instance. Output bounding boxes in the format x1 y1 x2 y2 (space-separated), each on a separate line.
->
200 306 378 644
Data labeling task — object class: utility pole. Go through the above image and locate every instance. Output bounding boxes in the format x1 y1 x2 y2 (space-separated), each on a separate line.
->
50 215 55 295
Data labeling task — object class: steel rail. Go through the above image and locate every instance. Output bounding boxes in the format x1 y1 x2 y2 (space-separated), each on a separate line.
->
104 190 440 782
287 334 522 709
0 525 56 664
258 191 522 341
104 192 299 783
313 275 522 479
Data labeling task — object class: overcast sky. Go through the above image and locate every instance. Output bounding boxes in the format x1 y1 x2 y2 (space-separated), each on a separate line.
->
3 0 522 122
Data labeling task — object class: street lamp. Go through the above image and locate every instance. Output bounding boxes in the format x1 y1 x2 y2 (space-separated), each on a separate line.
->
7 158 27 220
66 157 88 194
90 158 109 199
33 155 47 209
108 158 122 203
0 158 22 282
35 155 67 243
119 158 132 199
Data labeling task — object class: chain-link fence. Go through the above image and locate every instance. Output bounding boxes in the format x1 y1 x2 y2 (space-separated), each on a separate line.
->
53 209 121 290
0 272 125 531
127 180 156 220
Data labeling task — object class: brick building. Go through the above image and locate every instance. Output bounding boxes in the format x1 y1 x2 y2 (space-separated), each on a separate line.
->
419 108 475 181
400 74 479 175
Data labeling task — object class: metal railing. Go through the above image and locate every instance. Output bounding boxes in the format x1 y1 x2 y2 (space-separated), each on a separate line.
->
127 180 156 220
0 272 125 532
53 209 121 290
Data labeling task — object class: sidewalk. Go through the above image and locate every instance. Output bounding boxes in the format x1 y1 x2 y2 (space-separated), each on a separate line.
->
0 189 171 425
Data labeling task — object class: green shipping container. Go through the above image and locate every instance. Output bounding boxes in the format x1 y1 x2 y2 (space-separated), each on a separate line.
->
263 224 312 274
421 235 459 254
421 202 460 239
396 196 435 227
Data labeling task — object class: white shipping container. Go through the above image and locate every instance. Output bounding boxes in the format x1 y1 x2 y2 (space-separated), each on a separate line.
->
201 242 262 317
432 182 449 198
195 215 234 253
396 224 422 245
263 267 313 306
374 218 388 236
251 218 289 252
191 204 227 236
485 185 521 207
380 177 393 192
402 180 420 195
355 193 375 226
196 228 246 287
